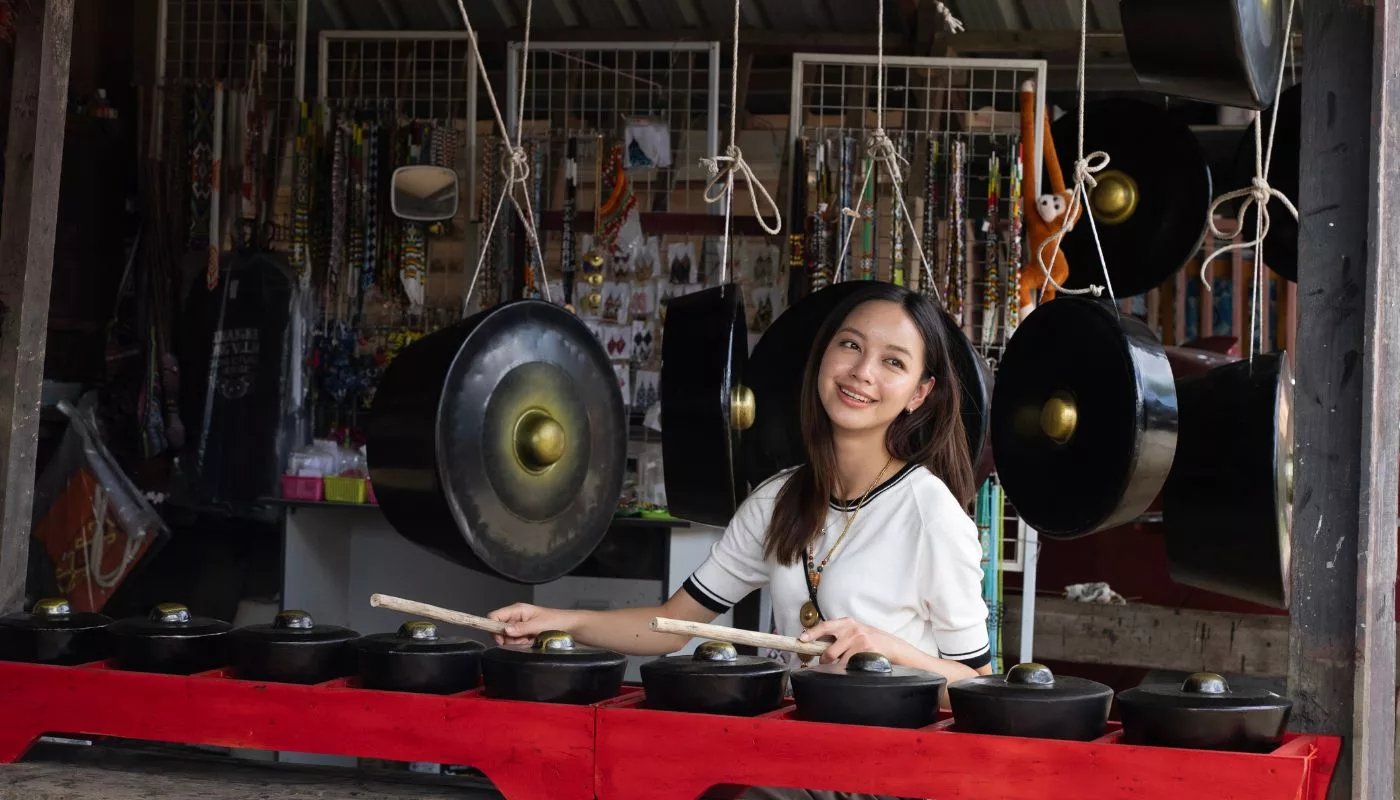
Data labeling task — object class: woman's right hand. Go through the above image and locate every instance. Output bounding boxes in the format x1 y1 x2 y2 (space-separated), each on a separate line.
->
486 603 577 645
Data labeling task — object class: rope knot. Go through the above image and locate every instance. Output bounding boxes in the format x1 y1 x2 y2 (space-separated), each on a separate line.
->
501 144 531 185
1249 175 1273 203
1073 151 1109 190
865 129 898 163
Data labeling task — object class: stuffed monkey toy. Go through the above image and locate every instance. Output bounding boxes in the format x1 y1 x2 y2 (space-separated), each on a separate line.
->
1018 79 1080 322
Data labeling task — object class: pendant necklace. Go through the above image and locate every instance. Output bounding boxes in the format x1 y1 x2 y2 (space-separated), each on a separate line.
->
799 456 893 630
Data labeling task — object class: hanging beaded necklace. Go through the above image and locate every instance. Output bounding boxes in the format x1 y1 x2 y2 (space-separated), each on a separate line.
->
799 456 893 630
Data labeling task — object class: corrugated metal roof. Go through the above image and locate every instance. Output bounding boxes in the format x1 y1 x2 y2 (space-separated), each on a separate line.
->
307 0 1124 39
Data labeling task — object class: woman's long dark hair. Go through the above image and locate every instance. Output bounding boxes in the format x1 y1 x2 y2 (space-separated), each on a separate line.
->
763 284 975 565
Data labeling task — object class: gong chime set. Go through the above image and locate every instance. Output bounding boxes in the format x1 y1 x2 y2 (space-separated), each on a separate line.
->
10 596 1288 756
0 591 1324 799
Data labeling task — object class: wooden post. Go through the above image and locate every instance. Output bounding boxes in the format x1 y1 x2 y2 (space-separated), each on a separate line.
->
0 0 76 615
1290 1 1398 798
1352 0 1400 795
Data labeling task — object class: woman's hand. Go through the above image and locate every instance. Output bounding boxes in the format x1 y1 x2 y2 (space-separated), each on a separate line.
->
486 603 578 645
796 617 980 686
796 617 917 667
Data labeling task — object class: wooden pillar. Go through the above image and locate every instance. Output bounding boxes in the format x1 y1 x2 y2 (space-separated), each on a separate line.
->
1352 0 1400 794
0 0 76 615
1289 1 1398 798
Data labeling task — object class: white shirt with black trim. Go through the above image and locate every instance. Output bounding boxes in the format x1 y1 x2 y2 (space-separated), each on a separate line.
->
683 463 991 671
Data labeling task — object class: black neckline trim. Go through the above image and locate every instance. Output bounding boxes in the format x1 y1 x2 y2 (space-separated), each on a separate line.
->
828 461 921 511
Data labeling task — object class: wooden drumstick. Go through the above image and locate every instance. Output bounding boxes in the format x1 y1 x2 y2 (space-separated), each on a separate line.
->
369 593 507 635
650 617 828 657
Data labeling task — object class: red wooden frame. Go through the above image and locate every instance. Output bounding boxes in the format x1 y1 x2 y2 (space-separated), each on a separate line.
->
593 691 1340 800
0 660 600 800
0 660 1340 800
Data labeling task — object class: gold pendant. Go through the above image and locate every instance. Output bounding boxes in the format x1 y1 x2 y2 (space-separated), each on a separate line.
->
799 601 821 629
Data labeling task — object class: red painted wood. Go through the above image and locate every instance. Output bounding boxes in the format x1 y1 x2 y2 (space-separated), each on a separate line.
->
594 695 1337 800
0 660 1340 800
0 660 595 800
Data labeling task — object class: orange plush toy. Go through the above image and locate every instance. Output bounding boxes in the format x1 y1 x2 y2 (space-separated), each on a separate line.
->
1018 79 1079 322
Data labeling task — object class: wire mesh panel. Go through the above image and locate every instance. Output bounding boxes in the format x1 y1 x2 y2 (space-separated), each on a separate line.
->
160 0 303 246
505 42 721 217
788 54 1047 363
318 33 479 123
316 31 482 326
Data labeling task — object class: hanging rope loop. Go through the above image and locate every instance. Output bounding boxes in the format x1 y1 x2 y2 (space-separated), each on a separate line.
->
700 143 784 236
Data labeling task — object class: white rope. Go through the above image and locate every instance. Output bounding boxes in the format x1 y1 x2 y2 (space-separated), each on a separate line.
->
831 0 946 301
1197 0 1298 358
701 0 784 284
455 0 552 308
1031 0 1116 303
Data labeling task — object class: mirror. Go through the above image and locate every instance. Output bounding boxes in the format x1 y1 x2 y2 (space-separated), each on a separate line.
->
390 165 459 222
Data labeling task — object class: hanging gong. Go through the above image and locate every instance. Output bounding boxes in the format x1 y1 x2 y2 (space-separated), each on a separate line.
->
990 296 1178 538
1122 0 1290 110
660 284 750 527
1051 99 1213 298
1161 352 1293 609
367 300 627 585
741 281 991 489
1232 84 1300 282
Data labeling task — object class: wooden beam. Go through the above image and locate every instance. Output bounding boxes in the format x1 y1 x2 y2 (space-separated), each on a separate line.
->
1355 0 1400 797
1290 2 1396 799
945 29 1127 54
1001 595 1289 677
733 47 753 123
0 0 76 616
474 28 911 53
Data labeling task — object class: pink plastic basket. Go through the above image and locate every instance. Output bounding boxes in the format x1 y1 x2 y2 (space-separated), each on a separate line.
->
280 475 323 502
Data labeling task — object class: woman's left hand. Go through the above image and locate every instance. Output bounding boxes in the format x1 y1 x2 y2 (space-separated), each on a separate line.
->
797 617 913 666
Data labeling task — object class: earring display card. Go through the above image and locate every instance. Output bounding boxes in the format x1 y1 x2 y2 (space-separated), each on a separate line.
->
600 282 632 325
610 250 635 281
633 369 660 412
667 242 697 284
605 323 634 361
631 319 656 366
632 236 660 282
629 281 656 319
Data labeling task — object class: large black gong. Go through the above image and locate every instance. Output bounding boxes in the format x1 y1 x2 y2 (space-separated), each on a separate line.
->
1162 352 1293 609
1232 84 1300 282
661 284 749 527
990 296 1178 538
368 300 627 584
741 281 991 489
1122 0 1290 110
1051 99 1213 298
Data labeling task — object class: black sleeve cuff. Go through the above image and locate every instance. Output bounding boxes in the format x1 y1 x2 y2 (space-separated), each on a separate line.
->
682 576 733 613
955 651 992 670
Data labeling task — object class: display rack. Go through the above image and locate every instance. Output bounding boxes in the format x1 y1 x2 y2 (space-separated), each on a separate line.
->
158 0 304 245
316 30 483 321
787 53 1047 360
